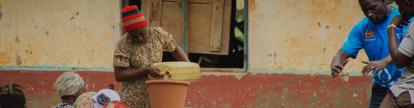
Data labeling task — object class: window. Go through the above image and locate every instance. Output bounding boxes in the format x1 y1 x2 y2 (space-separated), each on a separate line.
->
124 0 247 68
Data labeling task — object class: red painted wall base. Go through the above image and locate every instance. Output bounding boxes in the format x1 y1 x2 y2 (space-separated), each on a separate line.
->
0 71 372 108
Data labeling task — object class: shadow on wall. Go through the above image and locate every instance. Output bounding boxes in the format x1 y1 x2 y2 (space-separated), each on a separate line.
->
0 2 2 21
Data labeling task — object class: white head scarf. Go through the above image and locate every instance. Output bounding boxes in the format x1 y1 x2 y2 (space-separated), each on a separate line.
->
53 72 85 96
93 89 121 108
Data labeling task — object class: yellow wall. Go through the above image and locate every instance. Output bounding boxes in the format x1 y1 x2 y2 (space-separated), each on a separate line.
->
0 0 121 68
0 0 371 74
248 0 368 74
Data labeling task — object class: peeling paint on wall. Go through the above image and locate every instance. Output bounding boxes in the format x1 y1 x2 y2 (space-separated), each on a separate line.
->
0 0 121 68
248 0 368 74
15 53 21 65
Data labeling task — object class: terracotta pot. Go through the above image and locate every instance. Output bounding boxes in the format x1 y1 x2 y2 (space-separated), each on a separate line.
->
146 80 190 108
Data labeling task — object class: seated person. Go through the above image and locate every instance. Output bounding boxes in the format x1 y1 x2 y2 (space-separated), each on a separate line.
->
53 72 86 108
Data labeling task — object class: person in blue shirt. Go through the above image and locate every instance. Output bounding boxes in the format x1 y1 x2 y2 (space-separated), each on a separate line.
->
330 0 411 107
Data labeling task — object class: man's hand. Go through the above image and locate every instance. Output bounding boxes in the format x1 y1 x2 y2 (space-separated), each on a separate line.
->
145 67 163 77
361 60 388 76
331 59 349 79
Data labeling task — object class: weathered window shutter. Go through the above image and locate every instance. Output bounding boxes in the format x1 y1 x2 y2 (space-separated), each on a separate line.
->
142 0 231 55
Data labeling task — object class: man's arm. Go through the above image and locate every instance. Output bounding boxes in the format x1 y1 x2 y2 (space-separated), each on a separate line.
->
114 67 162 82
387 17 411 67
171 45 190 62
332 21 366 78
330 50 350 78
